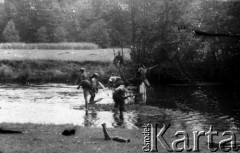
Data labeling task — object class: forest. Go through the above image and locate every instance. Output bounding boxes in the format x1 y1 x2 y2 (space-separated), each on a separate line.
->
0 0 240 84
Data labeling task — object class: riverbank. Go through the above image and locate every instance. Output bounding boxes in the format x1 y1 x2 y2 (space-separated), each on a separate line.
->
0 47 132 84
0 123 143 153
0 60 135 84
0 103 165 153
0 122 227 153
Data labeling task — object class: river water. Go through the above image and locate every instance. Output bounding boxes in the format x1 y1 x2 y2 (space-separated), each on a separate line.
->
148 84 240 134
0 83 239 133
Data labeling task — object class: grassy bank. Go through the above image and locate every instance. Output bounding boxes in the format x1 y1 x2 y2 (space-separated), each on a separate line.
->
0 46 132 84
0 105 166 153
0 60 135 84
0 123 143 153
0 122 221 153
0 43 98 50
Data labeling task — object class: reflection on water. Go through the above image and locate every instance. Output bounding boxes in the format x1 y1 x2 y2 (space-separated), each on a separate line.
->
148 85 240 133
0 84 240 132
0 84 139 129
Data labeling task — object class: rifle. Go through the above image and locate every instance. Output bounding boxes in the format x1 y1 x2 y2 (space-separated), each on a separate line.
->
147 65 158 71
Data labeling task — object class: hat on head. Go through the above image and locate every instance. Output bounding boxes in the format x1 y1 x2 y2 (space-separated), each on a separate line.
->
114 80 125 88
80 68 85 71
93 73 99 77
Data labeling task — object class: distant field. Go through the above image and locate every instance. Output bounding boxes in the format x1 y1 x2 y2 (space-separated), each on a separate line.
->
0 42 98 50
0 48 131 62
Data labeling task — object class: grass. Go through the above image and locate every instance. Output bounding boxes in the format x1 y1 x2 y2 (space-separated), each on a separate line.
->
0 122 226 153
0 123 144 153
0 42 99 50
0 60 136 84
0 48 131 62
0 46 132 84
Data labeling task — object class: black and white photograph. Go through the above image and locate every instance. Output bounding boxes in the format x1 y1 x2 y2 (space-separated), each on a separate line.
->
0 0 239 152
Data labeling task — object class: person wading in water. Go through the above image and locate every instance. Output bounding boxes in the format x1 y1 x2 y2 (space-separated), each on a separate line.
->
112 82 135 114
76 68 92 110
89 73 106 103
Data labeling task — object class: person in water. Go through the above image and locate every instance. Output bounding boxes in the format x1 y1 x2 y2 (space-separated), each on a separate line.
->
76 68 92 110
134 64 151 103
112 82 133 114
89 73 106 103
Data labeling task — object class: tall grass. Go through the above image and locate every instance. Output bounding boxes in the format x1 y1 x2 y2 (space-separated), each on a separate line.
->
0 42 99 50
0 60 135 84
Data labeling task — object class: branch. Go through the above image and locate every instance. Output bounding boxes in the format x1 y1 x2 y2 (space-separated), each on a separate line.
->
193 30 240 38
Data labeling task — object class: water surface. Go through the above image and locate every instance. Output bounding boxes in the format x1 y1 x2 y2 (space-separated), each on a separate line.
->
0 83 239 133
148 85 240 133
0 84 137 129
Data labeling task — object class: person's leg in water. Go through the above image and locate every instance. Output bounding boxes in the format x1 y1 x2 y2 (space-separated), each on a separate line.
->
113 93 120 112
119 99 125 113
89 89 96 103
83 90 89 110
139 82 147 103
142 88 147 104
119 111 124 120
113 95 125 113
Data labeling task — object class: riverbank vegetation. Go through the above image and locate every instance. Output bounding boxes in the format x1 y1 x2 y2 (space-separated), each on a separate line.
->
0 60 135 84
0 47 132 84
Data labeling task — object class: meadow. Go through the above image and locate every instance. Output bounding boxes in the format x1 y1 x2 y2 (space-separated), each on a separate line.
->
0 43 132 84
0 48 131 62
0 42 99 50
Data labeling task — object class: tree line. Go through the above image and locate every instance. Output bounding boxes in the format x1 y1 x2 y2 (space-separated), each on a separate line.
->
0 0 240 84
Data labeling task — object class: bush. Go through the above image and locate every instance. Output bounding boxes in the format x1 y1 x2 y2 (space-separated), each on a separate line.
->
53 26 67 42
0 64 14 78
36 27 49 43
2 20 20 42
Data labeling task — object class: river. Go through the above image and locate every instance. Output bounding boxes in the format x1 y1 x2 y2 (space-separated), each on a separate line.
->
0 83 239 134
148 84 240 134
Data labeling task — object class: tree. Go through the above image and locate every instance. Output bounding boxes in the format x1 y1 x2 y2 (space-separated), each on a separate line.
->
53 26 67 42
2 20 20 42
36 26 49 43
81 19 111 48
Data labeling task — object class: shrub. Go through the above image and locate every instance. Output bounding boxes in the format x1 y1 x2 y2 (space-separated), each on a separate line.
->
0 64 15 78
2 20 20 42
36 27 49 43
53 26 67 42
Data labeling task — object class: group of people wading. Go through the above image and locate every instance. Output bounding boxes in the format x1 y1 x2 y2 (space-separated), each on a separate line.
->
76 50 151 114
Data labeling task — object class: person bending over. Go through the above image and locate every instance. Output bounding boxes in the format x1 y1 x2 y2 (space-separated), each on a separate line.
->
112 82 132 114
